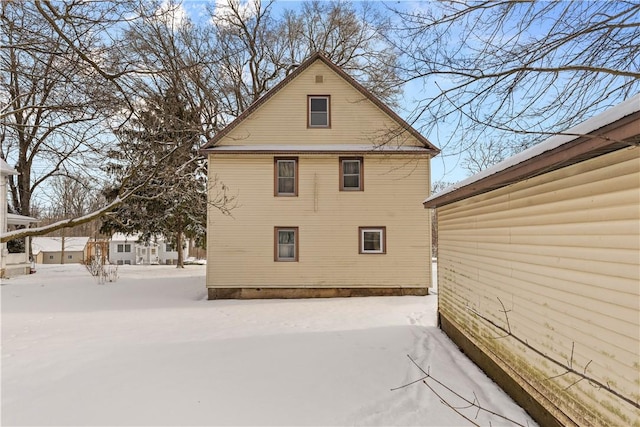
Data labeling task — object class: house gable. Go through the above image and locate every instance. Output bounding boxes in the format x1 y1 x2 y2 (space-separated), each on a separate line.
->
201 53 439 154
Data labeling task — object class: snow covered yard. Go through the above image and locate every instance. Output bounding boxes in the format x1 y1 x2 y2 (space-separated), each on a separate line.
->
1 264 535 426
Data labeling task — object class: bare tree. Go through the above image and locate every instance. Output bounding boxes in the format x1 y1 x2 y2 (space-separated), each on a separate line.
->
0 0 120 219
41 175 104 237
207 0 295 118
208 0 402 117
461 140 509 175
286 1 402 105
0 0 222 243
1 0 403 243
123 1 223 140
430 180 455 258
392 0 640 171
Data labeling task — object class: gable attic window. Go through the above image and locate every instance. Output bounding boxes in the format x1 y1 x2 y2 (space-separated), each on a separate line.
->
275 157 298 196
340 157 363 191
308 95 330 127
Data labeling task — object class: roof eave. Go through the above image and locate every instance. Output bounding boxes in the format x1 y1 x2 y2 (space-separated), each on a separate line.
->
200 148 438 156
424 110 640 209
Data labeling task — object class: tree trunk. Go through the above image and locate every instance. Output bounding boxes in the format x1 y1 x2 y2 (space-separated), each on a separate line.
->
175 229 184 268
60 234 65 265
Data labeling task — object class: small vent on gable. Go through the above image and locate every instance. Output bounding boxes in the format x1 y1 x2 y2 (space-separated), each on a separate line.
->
315 75 324 83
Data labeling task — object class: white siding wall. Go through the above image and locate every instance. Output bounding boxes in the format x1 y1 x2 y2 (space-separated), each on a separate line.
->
109 241 135 265
436 148 640 426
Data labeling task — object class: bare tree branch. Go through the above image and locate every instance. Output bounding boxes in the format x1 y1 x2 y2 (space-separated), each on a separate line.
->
391 0 640 173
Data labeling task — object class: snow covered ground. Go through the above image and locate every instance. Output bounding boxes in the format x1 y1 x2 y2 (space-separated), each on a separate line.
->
1 264 535 426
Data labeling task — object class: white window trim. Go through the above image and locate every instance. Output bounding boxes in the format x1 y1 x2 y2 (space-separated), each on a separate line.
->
359 227 386 254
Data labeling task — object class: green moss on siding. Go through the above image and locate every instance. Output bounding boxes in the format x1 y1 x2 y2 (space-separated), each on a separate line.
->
600 399 632 425
443 305 634 427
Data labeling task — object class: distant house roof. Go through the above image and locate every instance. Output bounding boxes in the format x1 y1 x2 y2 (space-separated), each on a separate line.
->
200 52 440 155
111 233 142 242
7 213 38 226
110 233 168 243
424 94 640 208
1 158 18 176
32 236 90 254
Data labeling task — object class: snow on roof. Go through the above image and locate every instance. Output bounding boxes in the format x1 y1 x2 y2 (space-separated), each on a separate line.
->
32 236 90 254
1 158 18 175
7 213 38 225
110 233 170 243
110 233 141 242
424 94 640 204
207 144 433 153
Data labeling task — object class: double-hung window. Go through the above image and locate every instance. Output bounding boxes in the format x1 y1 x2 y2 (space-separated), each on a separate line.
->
308 95 330 128
359 227 386 254
340 157 363 191
275 227 298 261
275 157 298 196
117 243 131 253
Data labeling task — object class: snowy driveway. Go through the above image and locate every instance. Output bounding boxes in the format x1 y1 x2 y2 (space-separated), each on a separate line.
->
1 264 535 426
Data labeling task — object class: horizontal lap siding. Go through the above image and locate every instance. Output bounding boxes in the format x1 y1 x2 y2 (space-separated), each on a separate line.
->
218 61 423 148
208 154 431 289
437 148 640 426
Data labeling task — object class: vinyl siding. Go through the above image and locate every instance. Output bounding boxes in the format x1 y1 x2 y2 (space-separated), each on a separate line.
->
217 61 423 148
436 147 640 426
208 153 431 288
39 251 85 264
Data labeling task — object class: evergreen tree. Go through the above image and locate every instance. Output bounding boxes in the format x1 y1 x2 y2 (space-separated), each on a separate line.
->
101 86 207 268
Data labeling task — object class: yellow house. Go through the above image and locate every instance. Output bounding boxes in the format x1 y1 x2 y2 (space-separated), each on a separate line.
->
201 53 439 299
424 95 640 426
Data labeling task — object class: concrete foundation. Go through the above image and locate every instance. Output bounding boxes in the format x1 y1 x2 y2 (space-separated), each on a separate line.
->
439 314 570 427
208 287 428 300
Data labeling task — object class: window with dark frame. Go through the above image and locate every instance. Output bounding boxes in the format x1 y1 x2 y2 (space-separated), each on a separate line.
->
275 227 298 261
275 158 298 196
308 95 330 127
359 227 386 254
117 243 131 253
340 157 363 191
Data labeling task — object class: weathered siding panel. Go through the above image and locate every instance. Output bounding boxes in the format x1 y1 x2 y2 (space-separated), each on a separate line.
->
437 148 640 426
208 154 431 289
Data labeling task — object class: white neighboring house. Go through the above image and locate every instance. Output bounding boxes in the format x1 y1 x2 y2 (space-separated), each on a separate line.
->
109 233 186 265
32 236 89 264
1 159 37 278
